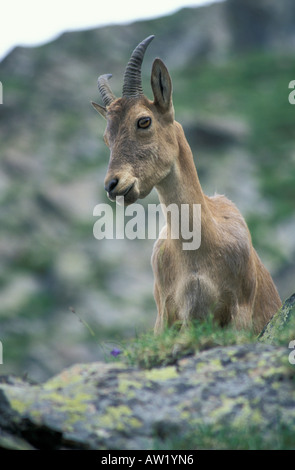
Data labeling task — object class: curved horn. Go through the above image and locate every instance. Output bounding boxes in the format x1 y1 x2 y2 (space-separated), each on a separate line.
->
97 74 116 107
122 35 155 98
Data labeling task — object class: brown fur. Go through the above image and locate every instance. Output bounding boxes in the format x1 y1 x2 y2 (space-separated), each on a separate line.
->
94 57 281 334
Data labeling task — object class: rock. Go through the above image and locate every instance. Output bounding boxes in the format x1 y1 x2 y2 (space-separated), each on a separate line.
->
184 117 249 150
226 0 295 53
258 293 295 344
0 339 295 450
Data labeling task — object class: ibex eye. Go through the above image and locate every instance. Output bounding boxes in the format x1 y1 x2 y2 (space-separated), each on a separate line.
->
137 117 151 129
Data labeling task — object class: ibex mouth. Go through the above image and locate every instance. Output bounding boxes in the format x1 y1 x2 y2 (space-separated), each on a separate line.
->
108 182 137 205
122 183 134 197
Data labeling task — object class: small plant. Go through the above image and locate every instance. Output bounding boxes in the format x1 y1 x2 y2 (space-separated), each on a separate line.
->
122 315 256 369
110 348 122 358
153 419 295 450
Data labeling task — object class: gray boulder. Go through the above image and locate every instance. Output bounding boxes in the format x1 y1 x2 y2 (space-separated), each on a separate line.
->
0 294 295 450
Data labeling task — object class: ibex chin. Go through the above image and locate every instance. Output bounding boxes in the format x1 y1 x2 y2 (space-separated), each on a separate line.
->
92 35 281 334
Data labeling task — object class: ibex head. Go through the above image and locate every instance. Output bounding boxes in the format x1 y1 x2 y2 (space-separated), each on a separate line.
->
92 36 178 205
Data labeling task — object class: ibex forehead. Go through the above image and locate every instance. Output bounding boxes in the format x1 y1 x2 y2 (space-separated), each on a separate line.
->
106 96 152 139
107 96 151 117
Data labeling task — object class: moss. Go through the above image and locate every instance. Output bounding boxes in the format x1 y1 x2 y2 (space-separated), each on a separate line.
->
195 358 224 374
30 409 44 424
259 294 295 345
210 397 237 420
42 386 93 431
248 369 265 384
128 417 143 428
42 364 87 390
4 377 94 433
145 366 178 382
99 405 142 431
46 392 92 410
225 349 240 362
118 376 143 397
195 361 206 372
208 396 263 431
209 359 223 371
233 402 262 428
9 398 30 415
180 410 191 420
261 365 289 379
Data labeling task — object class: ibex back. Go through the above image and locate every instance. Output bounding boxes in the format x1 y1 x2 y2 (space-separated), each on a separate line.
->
92 36 281 334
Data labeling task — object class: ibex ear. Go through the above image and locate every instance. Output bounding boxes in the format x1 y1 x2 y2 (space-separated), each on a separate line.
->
91 101 107 119
151 58 173 116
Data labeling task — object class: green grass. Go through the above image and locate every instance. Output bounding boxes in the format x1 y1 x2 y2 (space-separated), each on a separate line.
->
121 315 256 369
153 419 295 450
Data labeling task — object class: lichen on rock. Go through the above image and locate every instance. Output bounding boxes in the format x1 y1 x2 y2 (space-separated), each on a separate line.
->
0 293 295 450
258 293 295 344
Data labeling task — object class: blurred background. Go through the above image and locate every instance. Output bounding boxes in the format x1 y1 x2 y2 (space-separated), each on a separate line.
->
0 0 294 382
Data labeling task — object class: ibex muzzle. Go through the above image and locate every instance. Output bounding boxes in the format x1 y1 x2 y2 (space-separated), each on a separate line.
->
92 36 281 334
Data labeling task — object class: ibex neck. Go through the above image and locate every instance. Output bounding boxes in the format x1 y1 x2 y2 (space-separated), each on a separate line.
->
155 122 207 209
155 122 212 250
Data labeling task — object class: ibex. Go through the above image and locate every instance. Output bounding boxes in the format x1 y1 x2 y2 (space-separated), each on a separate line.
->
92 36 281 334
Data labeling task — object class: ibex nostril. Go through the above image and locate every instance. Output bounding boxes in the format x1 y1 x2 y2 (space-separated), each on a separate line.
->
105 178 119 194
